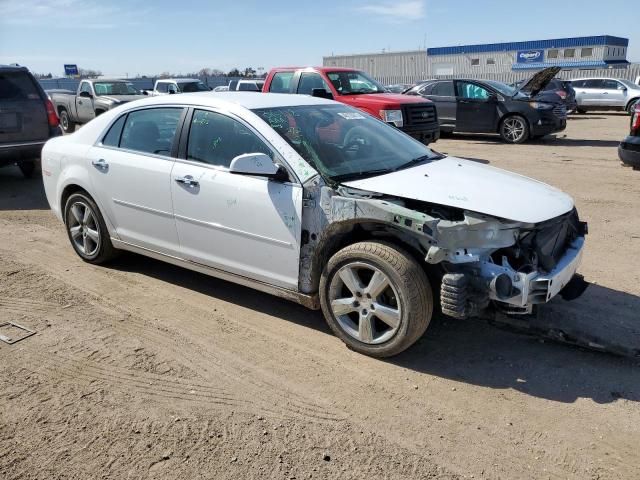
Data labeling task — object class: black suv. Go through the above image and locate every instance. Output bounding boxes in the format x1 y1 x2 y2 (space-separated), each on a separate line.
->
404 67 566 144
0 65 61 177
514 78 577 113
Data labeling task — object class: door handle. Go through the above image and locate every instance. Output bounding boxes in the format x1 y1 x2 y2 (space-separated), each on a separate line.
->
92 159 108 170
175 175 199 187
602 92 608 95
78 100 83 105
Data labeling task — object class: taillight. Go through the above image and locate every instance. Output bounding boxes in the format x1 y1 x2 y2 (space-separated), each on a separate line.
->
45 99 59 128
555 89 567 100
632 105 640 133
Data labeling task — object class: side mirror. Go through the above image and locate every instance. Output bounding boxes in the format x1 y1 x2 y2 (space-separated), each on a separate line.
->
229 153 285 179
487 92 498 101
143 91 148 95
209 86 213 90
79 91 92 98
168 89 176 94
312 88 333 100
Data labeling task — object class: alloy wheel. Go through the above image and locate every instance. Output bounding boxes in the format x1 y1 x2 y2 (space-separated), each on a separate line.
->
67 201 100 256
503 117 526 142
328 262 402 345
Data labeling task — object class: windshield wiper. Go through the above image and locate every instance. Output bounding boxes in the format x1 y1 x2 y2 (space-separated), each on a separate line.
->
331 168 395 182
394 154 443 172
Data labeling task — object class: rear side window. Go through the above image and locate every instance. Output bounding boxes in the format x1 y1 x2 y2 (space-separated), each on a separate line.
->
431 81 455 97
102 114 127 147
269 72 294 93
297 73 331 95
187 110 273 168
119 108 183 156
0 72 41 100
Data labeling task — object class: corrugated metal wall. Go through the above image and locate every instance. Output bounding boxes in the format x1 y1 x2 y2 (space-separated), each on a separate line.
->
323 51 428 85
323 51 640 85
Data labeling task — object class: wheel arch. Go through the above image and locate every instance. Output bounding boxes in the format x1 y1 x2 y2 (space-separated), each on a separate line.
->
304 220 437 294
625 97 640 112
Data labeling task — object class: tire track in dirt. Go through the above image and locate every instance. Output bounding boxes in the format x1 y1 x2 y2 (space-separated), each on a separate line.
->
0 243 346 425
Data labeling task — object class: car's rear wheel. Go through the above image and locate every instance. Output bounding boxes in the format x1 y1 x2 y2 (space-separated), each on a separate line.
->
18 161 36 178
319 241 433 357
576 107 587 114
64 192 117 264
627 99 639 115
500 115 529 144
59 109 75 134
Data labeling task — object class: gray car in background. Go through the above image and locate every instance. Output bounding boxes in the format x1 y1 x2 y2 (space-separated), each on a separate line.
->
571 78 640 114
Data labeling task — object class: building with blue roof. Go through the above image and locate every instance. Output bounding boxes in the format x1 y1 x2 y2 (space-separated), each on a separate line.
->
426 36 629 75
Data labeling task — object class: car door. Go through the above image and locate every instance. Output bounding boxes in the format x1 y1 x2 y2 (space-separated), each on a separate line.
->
170 108 302 289
421 80 456 129
601 79 627 107
86 106 186 256
77 81 95 122
574 79 603 107
454 81 497 133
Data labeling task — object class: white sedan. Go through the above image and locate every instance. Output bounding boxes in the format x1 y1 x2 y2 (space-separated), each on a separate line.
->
41 92 588 357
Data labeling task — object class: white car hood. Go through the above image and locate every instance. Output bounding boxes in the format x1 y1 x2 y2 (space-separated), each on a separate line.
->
342 156 574 224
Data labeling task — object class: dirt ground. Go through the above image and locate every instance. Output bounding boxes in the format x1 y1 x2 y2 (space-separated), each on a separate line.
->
1 114 639 480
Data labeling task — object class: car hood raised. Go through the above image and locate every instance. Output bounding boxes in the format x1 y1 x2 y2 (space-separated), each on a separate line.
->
342 156 574 224
516 66 561 97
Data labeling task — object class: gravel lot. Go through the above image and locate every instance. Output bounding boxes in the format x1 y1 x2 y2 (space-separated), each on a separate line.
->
1 113 639 480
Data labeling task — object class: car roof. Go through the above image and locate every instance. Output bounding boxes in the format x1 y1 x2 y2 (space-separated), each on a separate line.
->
130 91 336 109
271 66 360 73
0 64 30 73
158 78 201 83
88 78 131 83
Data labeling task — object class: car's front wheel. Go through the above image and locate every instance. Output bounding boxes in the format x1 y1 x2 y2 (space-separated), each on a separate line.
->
500 115 529 144
320 241 433 357
64 192 117 264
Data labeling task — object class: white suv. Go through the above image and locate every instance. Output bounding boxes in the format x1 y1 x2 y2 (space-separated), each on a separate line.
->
41 92 588 357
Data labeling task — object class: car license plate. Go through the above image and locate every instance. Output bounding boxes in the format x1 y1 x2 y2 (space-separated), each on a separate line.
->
0 112 19 131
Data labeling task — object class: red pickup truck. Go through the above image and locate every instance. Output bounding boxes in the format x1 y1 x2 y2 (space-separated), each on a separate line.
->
262 67 439 144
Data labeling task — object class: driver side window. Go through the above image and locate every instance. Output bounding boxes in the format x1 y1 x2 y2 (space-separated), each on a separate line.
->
456 81 490 100
80 82 92 95
186 110 273 168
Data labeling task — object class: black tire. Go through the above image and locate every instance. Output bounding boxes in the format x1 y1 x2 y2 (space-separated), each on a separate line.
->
18 161 36 179
64 192 118 264
499 115 529 144
626 99 639 115
576 107 587 114
319 241 433 357
59 109 75 134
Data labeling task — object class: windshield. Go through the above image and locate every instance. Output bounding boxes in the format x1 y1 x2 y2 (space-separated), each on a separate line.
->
483 80 521 97
180 81 209 92
252 104 442 182
327 71 386 95
93 82 139 95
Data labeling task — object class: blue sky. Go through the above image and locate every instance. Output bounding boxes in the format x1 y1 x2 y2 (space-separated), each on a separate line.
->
0 0 637 76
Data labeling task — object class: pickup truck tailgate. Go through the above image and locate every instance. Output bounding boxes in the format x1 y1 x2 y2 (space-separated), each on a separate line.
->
0 71 48 145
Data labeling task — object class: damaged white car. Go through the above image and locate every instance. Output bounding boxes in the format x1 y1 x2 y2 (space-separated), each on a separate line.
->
41 92 588 357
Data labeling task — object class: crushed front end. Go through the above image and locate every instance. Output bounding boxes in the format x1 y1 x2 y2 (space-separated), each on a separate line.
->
432 209 589 318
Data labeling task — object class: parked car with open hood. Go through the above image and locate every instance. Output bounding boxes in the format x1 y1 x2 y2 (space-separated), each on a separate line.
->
142 78 211 96
571 77 640 114
263 67 440 144
0 64 61 177
49 79 146 133
404 66 567 143
41 92 588 357
513 77 577 113
619 102 640 169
